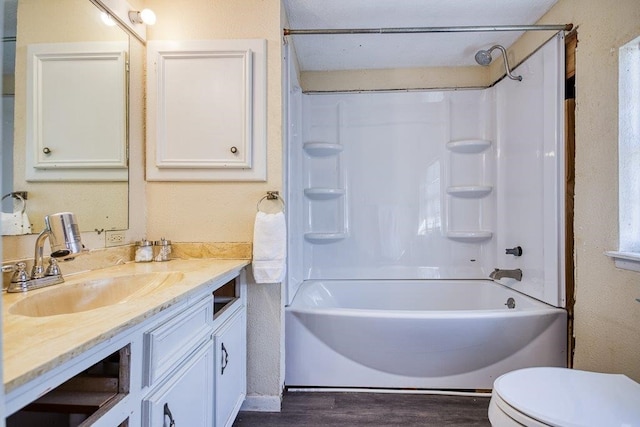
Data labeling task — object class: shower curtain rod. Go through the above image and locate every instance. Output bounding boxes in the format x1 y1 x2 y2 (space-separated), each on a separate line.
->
283 24 572 36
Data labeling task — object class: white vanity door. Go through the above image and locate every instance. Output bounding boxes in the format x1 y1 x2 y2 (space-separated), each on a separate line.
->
142 339 214 427
214 308 247 427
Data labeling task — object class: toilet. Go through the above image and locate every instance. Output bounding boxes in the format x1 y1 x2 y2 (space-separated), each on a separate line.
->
488 367 640 426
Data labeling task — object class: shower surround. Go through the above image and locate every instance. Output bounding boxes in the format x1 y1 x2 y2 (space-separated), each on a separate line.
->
285 35 566 389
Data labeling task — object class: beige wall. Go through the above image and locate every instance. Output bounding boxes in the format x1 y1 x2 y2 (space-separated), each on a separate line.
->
144 0 285 407
510 0 640 380
301 65 490 92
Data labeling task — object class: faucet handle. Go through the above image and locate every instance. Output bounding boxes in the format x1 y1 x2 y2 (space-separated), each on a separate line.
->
11 262 29 283
45 258 61 277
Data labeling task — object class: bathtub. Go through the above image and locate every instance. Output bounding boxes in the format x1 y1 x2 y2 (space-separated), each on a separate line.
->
285 280 567 390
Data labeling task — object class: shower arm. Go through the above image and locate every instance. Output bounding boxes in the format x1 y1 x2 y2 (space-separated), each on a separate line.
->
487 45 523 81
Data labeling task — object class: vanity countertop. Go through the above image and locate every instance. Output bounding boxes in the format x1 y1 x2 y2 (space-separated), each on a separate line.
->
2 258 249 393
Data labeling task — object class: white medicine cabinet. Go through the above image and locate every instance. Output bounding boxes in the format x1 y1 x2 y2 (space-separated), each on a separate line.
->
25 42 128 181
146 39 267 181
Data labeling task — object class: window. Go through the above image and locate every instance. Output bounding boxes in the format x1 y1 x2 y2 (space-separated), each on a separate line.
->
606 35 640 271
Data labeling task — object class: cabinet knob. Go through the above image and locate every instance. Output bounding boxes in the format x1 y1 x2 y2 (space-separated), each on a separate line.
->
42 147 52 155
230 146 238 154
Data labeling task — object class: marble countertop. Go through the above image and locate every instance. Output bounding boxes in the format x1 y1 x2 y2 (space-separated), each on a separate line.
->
2 258 249 393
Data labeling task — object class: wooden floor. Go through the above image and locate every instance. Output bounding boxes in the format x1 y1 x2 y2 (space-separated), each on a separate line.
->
233 391 492 427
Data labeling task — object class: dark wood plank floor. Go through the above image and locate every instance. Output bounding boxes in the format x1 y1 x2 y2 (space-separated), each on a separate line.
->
233 391 491 426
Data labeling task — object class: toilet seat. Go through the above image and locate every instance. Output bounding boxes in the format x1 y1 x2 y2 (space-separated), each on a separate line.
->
489 392 548 426
490 367 640 427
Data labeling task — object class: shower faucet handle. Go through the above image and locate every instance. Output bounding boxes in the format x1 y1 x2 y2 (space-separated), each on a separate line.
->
505 246 523 257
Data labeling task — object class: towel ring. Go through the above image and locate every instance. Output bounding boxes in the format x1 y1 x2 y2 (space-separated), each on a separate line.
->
2 193 26 214
257 191 285 212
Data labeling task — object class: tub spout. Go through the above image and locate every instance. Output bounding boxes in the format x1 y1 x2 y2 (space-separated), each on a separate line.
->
490 268 522 281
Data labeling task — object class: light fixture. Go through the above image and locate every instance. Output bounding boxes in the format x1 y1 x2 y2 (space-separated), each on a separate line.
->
128 8 156 25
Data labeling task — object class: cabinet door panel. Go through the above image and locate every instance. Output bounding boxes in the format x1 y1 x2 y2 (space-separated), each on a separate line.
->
146 39 267 181
142 339 214 427
143 296 212 387
214 309 246 427
26 42 128 181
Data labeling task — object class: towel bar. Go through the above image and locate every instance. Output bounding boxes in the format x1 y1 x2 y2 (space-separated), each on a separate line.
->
257 191 285 212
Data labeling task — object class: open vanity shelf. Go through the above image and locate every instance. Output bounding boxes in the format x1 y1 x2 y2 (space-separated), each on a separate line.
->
15 347 130 427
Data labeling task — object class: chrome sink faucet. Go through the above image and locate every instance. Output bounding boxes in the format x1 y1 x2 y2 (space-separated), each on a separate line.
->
8 212 85 293
489 268 523 281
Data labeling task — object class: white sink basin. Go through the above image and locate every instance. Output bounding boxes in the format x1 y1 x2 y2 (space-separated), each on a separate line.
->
8 272 184 317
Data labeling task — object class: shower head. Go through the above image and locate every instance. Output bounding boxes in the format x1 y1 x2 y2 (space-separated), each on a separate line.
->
474 45 523 81
474 49 493 66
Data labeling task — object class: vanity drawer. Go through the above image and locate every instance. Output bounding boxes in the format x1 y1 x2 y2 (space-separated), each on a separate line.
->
143 295 213 387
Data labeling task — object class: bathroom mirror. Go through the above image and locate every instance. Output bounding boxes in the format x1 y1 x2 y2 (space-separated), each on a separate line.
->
2 0 131 234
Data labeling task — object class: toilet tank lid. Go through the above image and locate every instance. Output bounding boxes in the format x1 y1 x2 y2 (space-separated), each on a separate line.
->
493 367 640 427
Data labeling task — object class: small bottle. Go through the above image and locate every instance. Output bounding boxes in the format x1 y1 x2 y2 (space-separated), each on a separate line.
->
154 238 172 262
135 239 153 262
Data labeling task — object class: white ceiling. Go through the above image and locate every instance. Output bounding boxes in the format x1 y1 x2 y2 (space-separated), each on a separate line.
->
283 0 559 71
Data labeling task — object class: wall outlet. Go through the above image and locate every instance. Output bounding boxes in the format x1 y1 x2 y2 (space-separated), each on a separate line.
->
105 230 126 247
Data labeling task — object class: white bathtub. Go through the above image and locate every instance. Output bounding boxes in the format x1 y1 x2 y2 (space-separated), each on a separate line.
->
285 280 567 390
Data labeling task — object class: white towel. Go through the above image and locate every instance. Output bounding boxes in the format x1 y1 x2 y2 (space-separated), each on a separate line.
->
1 210 32 235
252 211 286 283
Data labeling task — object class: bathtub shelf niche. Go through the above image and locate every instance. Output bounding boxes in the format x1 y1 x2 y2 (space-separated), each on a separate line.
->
303 142 343 157
446 231 493 243
446 139 491 154
304 188 346 200
446 186 493 198
304 232 347 244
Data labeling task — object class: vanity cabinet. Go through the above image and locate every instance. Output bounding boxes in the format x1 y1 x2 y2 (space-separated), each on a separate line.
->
214 308 247 427
141 273 248 427
4 262 248 427
141 295 215 425
142 339 215 426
